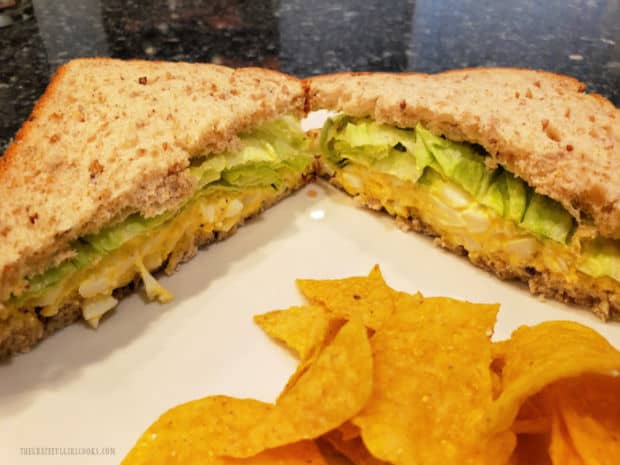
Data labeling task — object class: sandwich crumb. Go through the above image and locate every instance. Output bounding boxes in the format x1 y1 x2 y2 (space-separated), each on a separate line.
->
307 189 318 198
138 76 148 85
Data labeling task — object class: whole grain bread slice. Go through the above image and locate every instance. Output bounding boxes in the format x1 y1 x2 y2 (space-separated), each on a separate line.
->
0 58 305 301
306 69 620 237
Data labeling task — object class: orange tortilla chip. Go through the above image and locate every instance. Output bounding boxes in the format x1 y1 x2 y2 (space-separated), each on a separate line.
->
315 438 351 465
508 433 551 465
254 305 332 360
323 430 388 465
553 374 620 465
337 421 361 441
122 396 327 465
215 318 373 458
123 396 271 464
490 322 620 434
353 296 514 465
512 394 552 435
277 318 345 400
124 440 326 465
125 440 325 465
296 265 402 329
549 409 584 465
125 319 371 461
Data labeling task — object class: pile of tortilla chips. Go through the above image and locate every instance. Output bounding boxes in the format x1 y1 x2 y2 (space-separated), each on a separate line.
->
123 266 620 465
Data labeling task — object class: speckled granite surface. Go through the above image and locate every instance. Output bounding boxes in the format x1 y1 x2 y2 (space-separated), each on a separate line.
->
1 0 619 153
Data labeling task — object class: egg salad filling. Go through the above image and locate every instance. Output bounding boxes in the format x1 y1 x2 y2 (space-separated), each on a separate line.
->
320 115 620 291
6 116 313 327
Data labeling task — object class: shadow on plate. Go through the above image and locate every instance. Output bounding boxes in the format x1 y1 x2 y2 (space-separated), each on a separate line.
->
0 187 320 413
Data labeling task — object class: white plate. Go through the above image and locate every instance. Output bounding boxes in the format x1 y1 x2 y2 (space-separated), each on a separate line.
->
2 113 620 464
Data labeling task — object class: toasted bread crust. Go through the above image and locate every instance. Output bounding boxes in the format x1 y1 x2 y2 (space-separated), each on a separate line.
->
306 68 620 238
0 58 305 301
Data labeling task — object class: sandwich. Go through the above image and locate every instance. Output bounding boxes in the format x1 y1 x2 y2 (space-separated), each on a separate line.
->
2 63 617 360
0 58 313 358
307 69 620 320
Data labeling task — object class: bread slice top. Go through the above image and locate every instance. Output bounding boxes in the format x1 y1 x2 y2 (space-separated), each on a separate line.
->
0 58 305 301
307 69 620 238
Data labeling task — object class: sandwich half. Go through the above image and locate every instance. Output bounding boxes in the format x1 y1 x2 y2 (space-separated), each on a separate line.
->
0 58 313 358
308 69 620 320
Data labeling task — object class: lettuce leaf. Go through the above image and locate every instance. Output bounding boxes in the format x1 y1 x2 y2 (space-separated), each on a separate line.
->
189 155 226 188
323 116 575 243
11 242 100 305
86 211 176 253
14 117 311 305
322 118 423 183
222 162 282 188
579 238 620 281
521 193 574 243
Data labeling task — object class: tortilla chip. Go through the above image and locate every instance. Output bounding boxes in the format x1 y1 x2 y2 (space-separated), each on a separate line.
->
549 409 584 465
553 374 620 465
122 396 327 465
353 296 514 465
217 318 373 458
512 394 552 435
315 438 352 465
125 439 325 465
323 430 389 465
126 319 371 461
337 421 361 441
296 265 403 329
277 318 345 400
490 322 620 433
254 305 332 359
124 439 326 465
508 433 551 465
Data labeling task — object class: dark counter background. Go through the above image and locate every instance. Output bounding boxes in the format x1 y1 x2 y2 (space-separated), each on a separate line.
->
1 0 619 154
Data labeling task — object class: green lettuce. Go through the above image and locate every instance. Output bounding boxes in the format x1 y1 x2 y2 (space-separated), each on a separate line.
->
322 116 575 243
222 162 282 188
322 116 423 183
520 193 575 244
13 116 311 305
578 238 620 281
11 242 100 305
86 211 176 253
189 155 226 188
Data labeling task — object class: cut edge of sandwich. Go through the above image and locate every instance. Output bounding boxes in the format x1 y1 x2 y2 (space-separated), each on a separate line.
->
0 58 312 358
0 59 306 301
0 170 314 358
307 68 620 320
307 68 620 237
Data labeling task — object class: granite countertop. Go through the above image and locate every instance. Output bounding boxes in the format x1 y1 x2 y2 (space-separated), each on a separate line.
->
1 0 619 153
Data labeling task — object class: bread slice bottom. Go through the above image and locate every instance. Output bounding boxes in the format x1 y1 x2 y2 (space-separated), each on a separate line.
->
320 162 620 321
0 170 314 359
